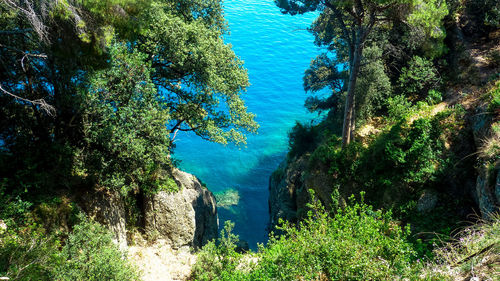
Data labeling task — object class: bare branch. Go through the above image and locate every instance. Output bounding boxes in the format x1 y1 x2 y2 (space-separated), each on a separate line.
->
0 85 55 116
0 43 48 58
2 0 51 42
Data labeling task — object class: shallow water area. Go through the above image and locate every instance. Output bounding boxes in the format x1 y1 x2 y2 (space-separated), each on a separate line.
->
174 0 322 249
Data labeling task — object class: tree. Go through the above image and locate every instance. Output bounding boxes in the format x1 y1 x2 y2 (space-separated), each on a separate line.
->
276 0 447 148
0 0 257 195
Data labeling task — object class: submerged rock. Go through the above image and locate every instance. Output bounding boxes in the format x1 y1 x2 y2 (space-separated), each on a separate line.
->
144 168 218 249
215 189 240 208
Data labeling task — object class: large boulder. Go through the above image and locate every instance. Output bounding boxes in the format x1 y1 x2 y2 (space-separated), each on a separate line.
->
475 166 500 218
144 168 218 249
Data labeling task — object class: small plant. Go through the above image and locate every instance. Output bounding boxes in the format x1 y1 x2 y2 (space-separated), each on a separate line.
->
387 95 413 121
191 221 243 281
398 56 440 99
55 215 140 281
421 215 500 280
479 121 500 161
488 80 500 113
427 89 443 105
158 177 179 193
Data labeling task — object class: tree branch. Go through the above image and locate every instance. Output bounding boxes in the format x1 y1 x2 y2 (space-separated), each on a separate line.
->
322 1 353 52
0 85 55 116
0 28 33 35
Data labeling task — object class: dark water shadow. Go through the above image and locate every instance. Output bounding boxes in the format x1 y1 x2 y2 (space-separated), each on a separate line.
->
216 151 287 250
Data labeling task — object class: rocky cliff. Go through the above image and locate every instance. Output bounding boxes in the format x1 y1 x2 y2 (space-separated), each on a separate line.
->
81 168 218 251
269 155 336 231
472 104 500 218
144 168 219 249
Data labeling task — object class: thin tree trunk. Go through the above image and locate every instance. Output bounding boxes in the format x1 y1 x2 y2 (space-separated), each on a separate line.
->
341 31 363 148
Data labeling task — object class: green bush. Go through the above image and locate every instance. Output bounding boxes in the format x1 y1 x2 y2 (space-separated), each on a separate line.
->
0 226 61 280
488 80 500 112
192 193 416 280
387 95 413 121
55 216 139 281
398 56 440 99
288 122 321 159
427 89 443 105
191 221 244 281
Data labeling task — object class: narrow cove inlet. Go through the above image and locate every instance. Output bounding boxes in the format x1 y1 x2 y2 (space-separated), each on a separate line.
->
174 0 322 248
2 0 499 280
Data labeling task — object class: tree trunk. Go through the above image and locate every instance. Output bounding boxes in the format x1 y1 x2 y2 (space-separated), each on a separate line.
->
341 34 363 148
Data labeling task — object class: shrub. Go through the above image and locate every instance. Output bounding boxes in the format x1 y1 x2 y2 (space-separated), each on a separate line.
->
387 95 413 121
427 89 443 105
398 56 440 99
488 80 500 113
191 221 244 281
250 194 415 280
55 216 139 281
192 193 417 281
288 122 320 159
0 226 61 280
359 117 443 191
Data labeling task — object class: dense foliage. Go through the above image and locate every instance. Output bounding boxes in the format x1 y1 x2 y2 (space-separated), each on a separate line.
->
0 1 256 279
0 0 257 199
0 214 138 280
193 194 417 281
276 0 449 146
273 0 499 275
55 217 140 281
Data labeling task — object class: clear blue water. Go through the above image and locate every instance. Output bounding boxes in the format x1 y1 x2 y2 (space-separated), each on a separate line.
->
174 0 322 249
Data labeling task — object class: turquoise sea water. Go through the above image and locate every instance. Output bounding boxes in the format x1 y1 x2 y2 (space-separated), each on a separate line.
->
174 0 322 248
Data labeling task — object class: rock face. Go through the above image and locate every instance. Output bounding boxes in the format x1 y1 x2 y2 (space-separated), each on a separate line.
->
417 189 439 213
475 167 500 218
269 156 337 231
268 159 300 230
81 188 128 251
144 168 218 249
472 106 500 218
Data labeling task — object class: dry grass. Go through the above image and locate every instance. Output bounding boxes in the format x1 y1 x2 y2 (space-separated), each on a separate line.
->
421 214 500 281
479 122 500 160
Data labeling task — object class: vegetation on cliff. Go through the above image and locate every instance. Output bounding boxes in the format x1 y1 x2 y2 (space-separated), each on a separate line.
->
193 199 500 280
192 0 499 280
0 0 252 279
0 0 498 280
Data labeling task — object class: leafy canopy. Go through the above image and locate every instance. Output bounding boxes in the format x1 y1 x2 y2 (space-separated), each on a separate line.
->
0 0 257 195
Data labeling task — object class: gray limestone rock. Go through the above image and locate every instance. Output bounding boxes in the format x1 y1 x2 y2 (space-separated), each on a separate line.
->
417 189 439 213
82 188 128 251
144 168 218 249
